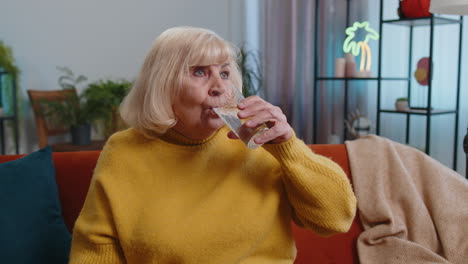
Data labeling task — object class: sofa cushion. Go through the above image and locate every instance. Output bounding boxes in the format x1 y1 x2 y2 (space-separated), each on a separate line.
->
0 146 71 264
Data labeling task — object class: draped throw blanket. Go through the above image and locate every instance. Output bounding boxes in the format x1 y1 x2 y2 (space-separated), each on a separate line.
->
345 135 468 264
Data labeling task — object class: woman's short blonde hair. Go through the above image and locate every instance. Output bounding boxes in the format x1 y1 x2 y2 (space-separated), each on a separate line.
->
120 26 242 138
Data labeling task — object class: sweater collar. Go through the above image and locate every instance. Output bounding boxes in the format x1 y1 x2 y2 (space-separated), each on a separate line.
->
160 127 221 146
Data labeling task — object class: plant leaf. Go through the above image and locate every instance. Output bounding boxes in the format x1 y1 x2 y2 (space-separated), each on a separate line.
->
56 66 74 76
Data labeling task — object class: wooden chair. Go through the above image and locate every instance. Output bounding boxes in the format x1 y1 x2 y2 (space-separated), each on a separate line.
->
27 89 106 152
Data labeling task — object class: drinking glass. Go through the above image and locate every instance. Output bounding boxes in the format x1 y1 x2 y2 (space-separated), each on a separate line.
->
213 84 269 149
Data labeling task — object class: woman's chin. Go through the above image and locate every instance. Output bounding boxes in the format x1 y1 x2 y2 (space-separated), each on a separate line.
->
206 118 225 131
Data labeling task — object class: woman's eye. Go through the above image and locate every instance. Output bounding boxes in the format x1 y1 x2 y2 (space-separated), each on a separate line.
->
220 71 229 79
193 69 205 76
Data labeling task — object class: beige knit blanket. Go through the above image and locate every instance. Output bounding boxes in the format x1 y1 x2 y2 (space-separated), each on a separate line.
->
345 135 468 264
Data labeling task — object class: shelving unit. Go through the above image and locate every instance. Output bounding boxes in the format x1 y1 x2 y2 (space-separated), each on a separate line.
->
376 0 463 170
313 0 463 170
0 71 19 154
313 0 356 143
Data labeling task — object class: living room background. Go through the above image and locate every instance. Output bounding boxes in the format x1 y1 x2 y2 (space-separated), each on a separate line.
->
245 0 467 176
0 0 246 153
0 0 466 175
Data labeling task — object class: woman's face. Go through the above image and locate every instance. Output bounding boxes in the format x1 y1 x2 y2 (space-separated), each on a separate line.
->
171 62 232 140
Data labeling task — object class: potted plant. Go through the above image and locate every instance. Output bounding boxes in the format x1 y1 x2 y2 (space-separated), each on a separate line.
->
56 66 87 90
41 90 98 145
238 45 263 97
43 67 96 145
83 79 132 138
395 97 409 111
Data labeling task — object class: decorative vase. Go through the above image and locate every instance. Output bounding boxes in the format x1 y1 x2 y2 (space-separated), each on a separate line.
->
345 53 356 78
71 123 91 145
398 0 431 18
335 58 345 78
395 100 409 111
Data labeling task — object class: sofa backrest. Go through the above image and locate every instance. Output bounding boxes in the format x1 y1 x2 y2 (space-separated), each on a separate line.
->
0 144 362 264
292 145 363 263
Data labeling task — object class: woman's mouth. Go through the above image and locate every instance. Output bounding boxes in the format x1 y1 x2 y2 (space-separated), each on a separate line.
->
206 107 220 117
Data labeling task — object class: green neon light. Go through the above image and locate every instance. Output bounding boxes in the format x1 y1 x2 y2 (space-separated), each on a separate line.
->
343 21 379 56
343 21 379 72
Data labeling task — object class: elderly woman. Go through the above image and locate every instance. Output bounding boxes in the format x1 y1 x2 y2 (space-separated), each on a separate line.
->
69 26 356 263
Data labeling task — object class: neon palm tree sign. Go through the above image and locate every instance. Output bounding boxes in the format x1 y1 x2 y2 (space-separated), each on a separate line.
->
343 21 379 73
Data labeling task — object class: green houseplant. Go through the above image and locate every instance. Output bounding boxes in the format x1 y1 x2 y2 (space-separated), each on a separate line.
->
395 97 409 111
83 79 132 138
56 66 87 90
238 45 263 97
41 90 99 145
40 67 95 145
43 94 92 127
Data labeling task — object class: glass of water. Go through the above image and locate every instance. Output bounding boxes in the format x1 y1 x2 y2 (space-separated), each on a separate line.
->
213 84 269 149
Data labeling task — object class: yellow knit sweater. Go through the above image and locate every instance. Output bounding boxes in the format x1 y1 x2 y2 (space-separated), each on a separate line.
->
69 126 356 263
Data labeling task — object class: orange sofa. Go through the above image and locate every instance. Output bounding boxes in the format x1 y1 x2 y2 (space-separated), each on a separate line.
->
0 144 363 263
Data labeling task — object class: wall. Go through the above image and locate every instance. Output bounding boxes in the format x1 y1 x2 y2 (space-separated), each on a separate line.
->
0 0 246 153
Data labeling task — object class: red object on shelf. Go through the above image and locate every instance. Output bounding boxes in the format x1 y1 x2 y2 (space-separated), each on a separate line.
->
398 0 431 18
414 57 430 86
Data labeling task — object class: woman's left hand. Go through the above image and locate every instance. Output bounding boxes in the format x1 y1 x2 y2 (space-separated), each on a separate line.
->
227 95 293 144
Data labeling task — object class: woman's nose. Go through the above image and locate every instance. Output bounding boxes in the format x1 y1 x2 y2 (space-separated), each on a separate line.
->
208 74 225 96
208 88 221 96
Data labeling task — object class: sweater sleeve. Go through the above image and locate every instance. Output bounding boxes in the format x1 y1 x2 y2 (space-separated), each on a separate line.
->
68 139 126 263
262 133 357 237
